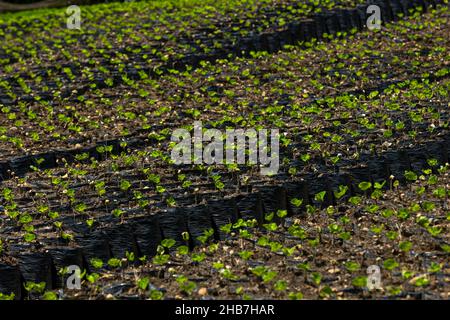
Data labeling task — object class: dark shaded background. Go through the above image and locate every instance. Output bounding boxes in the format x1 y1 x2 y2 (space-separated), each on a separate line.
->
0 0 136 13
3 0 118 3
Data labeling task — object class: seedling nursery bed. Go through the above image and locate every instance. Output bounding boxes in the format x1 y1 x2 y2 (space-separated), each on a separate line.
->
0 0 449 300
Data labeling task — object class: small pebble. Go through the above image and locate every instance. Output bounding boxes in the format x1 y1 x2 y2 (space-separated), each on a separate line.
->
198 287 208 296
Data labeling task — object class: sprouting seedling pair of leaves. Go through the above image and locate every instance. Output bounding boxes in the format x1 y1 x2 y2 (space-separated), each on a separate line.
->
265 212 275 222
112 208 124 218
344 261 360 272
276 210 288 218
263 222 278 232
24 281 46 294
95 181 106 196
212 174 225 190
288 225 307 239
237 228 251 239
120 179 132 191
404 170 418 182
137 277 150 291
0 293 15 300
274 280 287 292
161 238 176 250
358 181 372 192
176 275 196 295
153 253 170 265
197 228 214 244
90 258 104 269
191 252 206 263
219 268 239 281
220 223 232 234
74 202 87 213
107 258 122 268
177 245 189 255
238 250 254 260
86 273 100 284
314 191 327 203
96 145 113 154
290 198 303 207
251 266 278 283
232 219 248 229
152 238 176 265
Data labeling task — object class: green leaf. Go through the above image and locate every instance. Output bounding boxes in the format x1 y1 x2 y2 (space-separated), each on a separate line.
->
374 181 386 190
276 210 288 218
156 185 166 193
290 198 303 207
238 250 254 260
334 185 348 199
383 258 399 271
262 270 278 283
120 179 132 191
19 214 33 224
264 212 274 221
319 286 333 298
297 263 311 272
404 170 417 181
24 281 46 293
86 218 95 228
344 261 361 272
413 276 430 287
137 277 150 290
126 251 135 262
399 241 412 252
42 291 58 300
401 269 414 280
428 262 442 273
0 293 15 300
191 253 206 263
314 191 327 202
352 276 367 288
365 204 379 214
263 223 278 232
219 224 232 234
274 280 287 291
86 273 99 284
23 232 36 242
177 245 189 255
149 289 164 300
257 236 270 246
161 238 176 248
181 232 190 241
368 90 379 99
112 208 124 218
74 202 87 213
349 196 361 205
339 231 351 241
288 292 303 300
107 258 122 268
152 254 170 265
213 262 224 269
358 181 372 191
311 272 322 286
90 258 103 269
